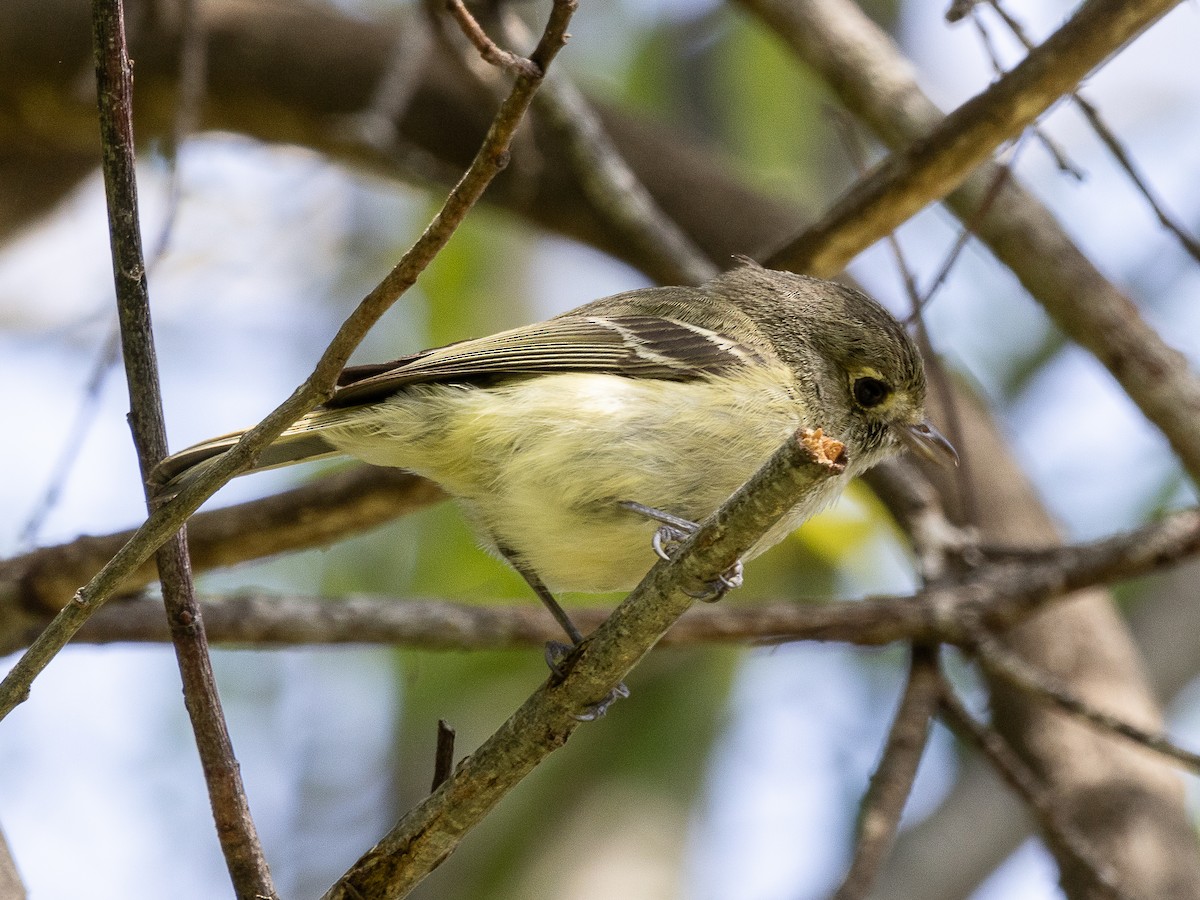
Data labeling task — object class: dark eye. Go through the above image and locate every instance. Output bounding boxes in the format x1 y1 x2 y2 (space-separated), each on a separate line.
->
853 376 891 408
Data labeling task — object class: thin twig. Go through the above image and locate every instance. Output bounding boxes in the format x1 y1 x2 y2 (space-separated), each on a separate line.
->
908 137 1023 318
420 0 545 208
986 0 1200 264
966 9 1083 180
0 0 576 723
88 1 275 895
832 645 939 900
966 624 1200 774
500 10 717 286
323 428 846 899
445 0 540 79
764 0 1180 276
431 720 456 791
937 682 1130 900
18 327 121 549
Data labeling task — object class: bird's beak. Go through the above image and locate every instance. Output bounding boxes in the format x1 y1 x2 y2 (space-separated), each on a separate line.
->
895 419 958 467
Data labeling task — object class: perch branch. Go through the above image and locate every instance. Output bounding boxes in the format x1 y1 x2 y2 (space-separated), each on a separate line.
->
323 429 846 899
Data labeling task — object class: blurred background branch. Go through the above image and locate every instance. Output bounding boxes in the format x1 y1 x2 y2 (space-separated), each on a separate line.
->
6 506 1195 652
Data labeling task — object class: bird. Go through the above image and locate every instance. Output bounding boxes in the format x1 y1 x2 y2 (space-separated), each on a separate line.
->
155 260 955 648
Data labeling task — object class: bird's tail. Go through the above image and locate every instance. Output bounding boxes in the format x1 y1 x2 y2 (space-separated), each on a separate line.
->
151 408 357 497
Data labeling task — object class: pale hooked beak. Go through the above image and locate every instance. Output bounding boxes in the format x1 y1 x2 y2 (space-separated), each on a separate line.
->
895 419 958 467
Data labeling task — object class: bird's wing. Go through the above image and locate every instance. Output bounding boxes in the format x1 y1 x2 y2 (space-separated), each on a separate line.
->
328 315 767 407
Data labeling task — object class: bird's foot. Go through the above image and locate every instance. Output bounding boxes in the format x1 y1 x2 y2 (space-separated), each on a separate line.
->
651 523 691 561
686 558 744 602
543 639 574 678
574 681 631 721
621 500 745 602
544 640 630 720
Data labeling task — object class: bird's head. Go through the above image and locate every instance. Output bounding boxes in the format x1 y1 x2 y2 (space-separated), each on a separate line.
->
716 264 957 468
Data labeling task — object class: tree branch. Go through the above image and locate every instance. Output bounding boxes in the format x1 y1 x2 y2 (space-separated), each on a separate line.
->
323 429 846 899
90 1 274 893
763 0 1180 276
938 683 1129 900
832 645 938 900
967 625 1200 774
23 506 1195 656
444 0 540 79
1 466 444 619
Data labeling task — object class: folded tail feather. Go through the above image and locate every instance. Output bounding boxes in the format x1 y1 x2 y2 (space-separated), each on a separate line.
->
153 413 351 496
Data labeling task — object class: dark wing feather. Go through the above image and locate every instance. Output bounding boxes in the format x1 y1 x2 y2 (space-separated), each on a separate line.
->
328 316 766 408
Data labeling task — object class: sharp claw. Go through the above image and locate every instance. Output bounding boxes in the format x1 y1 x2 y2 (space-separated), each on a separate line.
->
647 518 744 603
546 641 631 718
652 524 690 561
652 527 673 561
683 559 745 602
573 682 631 721
719 560 744 591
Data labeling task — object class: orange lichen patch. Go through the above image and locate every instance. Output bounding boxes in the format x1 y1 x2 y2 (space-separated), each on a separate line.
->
799 428 846 467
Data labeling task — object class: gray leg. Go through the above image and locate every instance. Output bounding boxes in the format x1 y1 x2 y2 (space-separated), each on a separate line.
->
618 500 745 600
497 544 585 645
496 543 629 720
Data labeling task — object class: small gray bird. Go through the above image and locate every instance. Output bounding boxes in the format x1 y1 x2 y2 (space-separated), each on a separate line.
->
157 261 954 644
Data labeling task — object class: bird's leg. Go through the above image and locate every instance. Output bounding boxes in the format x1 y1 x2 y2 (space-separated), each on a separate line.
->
619 501 744 601
500 547 585 647
496 544 629 720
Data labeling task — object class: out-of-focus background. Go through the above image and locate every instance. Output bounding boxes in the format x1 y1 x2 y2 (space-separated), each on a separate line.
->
1 0 1198 897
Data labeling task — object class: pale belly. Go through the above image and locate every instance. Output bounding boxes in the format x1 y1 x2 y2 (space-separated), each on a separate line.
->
323 369 859 593
479 469 853 592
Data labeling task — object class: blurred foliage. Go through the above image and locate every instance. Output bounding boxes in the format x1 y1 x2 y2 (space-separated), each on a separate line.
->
417 203 539 346
711 10 841 209
613 7 841 209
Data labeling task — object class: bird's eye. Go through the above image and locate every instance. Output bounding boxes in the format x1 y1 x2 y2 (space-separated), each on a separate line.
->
853 376 891 408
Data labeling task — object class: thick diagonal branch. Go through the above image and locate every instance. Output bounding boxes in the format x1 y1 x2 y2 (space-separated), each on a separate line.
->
323 430 845 899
